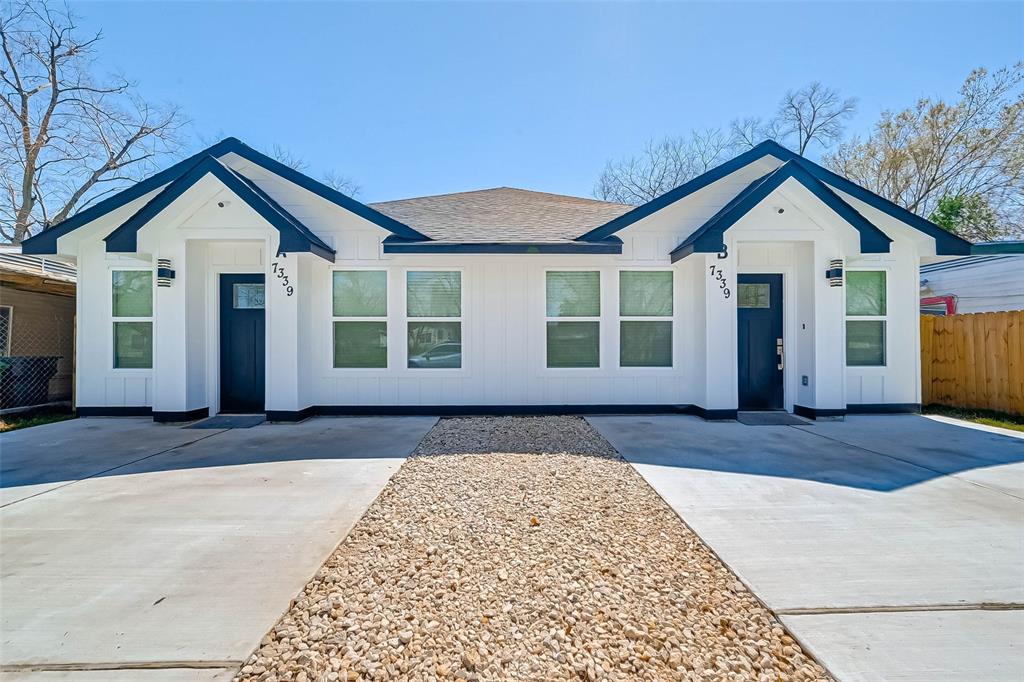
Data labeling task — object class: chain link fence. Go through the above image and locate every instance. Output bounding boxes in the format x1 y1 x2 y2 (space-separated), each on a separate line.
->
0 289 75 413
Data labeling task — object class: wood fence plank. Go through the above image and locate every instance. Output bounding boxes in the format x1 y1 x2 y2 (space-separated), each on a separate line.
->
953 314 967 406
964 314 977 408
986 314 1002 411
1003 311 1019 411
974 313 989 410
920 316 933 405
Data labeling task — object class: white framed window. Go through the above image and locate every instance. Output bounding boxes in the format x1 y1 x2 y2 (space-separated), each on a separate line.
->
845 270 887 367
619 270 673 367
406 270 462 369
545 270 600 368
332 270 388 368
111 269 153 369
0 305 12 356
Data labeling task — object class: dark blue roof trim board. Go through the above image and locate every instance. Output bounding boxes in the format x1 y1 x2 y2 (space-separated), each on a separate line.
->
382 236 623 254
581 139 973 257
21 137 427 254
670 159 892 263
221 138 428 241
229 167 335 259
21 138 240 254
104 155 335 262
577 140 785 243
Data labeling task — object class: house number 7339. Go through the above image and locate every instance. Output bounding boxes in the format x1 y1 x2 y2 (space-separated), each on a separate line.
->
271 260 294 296
708 265 731 299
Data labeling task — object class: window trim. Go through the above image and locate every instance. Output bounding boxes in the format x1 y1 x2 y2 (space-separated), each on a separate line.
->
110 267 154 371
404 267 465 372
330 268 389 370
617 268 675 369
844 267 889 368
544 268 602 370
0 304 12 356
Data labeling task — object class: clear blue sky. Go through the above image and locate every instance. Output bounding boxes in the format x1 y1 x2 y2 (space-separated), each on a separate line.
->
75 1 1022 203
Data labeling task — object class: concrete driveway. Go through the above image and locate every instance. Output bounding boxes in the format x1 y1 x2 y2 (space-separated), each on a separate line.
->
0 416 436 681
589 414 1024 682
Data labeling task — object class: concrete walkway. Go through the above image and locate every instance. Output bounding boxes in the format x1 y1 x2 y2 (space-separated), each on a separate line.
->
0 416 436 681
588 414 1024 682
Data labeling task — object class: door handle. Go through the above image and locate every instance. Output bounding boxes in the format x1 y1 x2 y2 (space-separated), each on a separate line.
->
777 338 784 370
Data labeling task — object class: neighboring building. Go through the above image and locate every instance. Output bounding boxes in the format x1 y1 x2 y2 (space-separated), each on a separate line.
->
0 247 76 411
920 253 1024 315
22 137 1003 422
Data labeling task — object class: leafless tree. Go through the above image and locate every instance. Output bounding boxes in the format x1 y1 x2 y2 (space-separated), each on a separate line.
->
594 129 732 204
729 83 856 155
322 170 360 197
728 116 785 151
270 145 361 197
826 64 1023 238
777 82 857 155
0 1 185 243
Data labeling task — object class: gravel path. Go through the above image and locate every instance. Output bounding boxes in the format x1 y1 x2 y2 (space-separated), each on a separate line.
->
236 417 830 682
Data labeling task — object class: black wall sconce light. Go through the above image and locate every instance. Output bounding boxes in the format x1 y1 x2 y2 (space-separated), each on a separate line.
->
826 258 844 287
157 258 176 287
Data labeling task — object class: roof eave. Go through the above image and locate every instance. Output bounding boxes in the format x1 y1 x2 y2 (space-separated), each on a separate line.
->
104 155 335 262
668 159 892 262
576 140 786 243
21 137 427 254
580 139 973 256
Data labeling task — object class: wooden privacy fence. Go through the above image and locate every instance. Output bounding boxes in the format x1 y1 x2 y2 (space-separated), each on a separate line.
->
921 311 1024 416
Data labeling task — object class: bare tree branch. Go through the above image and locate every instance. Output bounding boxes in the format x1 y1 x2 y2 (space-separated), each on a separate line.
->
594 130 733 204
0 0 186 243
271 145 361 197
777 82 858 155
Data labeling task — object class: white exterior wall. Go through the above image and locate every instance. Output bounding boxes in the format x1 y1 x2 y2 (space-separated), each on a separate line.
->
845 239 921 406
75 240 154 408
66 153 927 415
303 254 699 408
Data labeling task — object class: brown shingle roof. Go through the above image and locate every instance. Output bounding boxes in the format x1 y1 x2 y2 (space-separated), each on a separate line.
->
368 187 634 243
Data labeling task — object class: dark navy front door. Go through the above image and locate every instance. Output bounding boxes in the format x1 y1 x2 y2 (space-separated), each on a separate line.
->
737 273 784 410
220 274 265 413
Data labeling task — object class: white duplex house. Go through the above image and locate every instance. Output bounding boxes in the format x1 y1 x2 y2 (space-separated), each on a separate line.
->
22 137 987 422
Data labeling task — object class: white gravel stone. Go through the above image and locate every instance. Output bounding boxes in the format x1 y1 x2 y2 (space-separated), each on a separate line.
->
235 416 831 681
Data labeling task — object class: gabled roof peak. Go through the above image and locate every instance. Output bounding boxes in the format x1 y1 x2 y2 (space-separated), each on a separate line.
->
578 139 972 256
103 153 335 261
21 136 428 254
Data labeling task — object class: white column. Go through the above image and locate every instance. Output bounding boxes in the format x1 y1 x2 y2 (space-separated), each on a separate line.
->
702 247 739 414
151 236 189 415
264 238 305 416
812 239 847 410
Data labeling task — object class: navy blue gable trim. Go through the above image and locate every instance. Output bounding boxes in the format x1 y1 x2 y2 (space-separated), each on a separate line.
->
21 138 240 254
382 236 623 254
229 168 335 259
771 145 971 256
577 140 785 243
221 139 429 242
580 139 973 257
104 155 335 262
22 137 427 254
669 159 892 262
